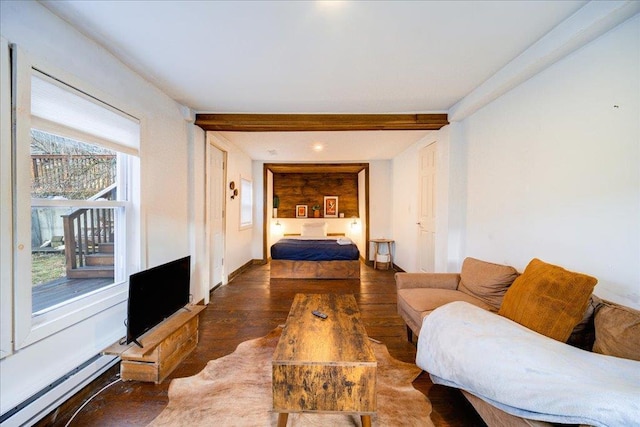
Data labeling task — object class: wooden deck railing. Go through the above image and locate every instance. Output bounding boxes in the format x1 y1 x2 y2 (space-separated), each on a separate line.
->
61 185 116 279
32 154 116 198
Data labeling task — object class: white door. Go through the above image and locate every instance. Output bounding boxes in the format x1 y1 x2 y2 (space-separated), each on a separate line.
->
418 143 437 273
208 144 225 289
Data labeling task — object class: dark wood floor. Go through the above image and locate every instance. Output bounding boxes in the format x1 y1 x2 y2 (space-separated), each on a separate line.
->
44 262 486 426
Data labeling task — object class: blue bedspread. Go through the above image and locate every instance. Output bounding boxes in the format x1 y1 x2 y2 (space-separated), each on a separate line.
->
271 238 360 261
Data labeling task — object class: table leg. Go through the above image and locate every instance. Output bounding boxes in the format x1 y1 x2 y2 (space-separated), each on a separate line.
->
361 415 372 427
277 413 289 427
386 242 392 270
373 242 378 269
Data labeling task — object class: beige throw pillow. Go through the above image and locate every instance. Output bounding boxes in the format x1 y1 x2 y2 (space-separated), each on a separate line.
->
498 258 597 342
458 257 519 311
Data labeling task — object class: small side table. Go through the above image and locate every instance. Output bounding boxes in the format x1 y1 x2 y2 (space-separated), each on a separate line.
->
370 239 394 270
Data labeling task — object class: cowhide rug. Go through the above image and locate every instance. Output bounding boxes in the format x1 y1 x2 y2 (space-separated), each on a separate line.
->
149 328 434 426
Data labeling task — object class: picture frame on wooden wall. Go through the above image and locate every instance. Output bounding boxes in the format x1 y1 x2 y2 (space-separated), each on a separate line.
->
296 205 308 218
324 196 338 218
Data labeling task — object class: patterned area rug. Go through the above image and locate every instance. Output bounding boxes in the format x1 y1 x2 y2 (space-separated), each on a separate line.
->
148 328 434 426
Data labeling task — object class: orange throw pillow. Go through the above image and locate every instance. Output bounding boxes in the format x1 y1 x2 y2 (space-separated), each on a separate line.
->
498 258 597 342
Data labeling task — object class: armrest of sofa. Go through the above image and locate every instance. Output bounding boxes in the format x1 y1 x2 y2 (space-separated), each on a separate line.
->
395 272 460 291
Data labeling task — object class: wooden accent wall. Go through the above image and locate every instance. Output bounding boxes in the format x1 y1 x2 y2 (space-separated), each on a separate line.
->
274 173 358 218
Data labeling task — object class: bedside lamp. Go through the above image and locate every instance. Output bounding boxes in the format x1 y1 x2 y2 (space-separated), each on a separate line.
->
273 220 284 238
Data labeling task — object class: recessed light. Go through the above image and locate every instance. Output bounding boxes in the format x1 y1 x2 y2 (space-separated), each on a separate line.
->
316 0 344 11
312 143 324 152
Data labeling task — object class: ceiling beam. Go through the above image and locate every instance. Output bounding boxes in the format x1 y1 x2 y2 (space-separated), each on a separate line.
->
194 113 448 132
266 163 368 174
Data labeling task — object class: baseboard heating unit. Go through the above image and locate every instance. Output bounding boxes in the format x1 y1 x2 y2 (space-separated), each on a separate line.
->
0 354 118 427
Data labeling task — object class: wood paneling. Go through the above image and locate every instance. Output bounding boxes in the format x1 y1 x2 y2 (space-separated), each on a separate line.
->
274 172 358 218
195 113 449 132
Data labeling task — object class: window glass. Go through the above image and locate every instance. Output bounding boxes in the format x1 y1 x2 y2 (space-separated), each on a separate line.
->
240 177 252 229
29 130 123 314
31 205 122 314
31 130 116 199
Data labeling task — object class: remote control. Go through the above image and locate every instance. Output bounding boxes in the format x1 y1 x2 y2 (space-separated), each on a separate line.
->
312 310 328 319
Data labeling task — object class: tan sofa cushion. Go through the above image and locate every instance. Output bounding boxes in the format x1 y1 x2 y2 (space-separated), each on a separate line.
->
397 288 494 336
593 300 640 361
399 288 494 313
458 257 520 310
395 272 460 291
498 258 597 342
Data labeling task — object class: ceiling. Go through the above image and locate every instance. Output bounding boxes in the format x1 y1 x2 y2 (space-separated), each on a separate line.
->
42 0 587 161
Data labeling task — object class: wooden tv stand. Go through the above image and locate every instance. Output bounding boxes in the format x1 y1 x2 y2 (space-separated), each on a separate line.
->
104 304 206 384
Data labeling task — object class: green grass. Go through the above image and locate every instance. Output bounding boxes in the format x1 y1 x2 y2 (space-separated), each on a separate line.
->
32 253 66 286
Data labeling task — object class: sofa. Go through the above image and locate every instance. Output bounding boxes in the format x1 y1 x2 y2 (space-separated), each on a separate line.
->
396 257 640 427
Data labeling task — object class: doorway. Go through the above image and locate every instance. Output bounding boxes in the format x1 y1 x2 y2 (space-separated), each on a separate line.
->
207 143 226 289
418 142 436 272
262 163 370 264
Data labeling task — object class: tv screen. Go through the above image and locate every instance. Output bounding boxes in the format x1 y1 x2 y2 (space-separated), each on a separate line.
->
126 256 191 347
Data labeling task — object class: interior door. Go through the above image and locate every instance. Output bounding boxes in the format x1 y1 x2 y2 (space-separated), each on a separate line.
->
209 144 225 289
418 142 437 273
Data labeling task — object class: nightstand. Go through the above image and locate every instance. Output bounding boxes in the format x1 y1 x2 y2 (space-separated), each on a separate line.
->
370 239 394 270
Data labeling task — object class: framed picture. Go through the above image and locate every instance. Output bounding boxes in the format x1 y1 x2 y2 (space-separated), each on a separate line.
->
296 205 308 218
324 196 338 218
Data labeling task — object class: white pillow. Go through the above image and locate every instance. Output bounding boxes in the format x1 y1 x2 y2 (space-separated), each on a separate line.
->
301 222 327 237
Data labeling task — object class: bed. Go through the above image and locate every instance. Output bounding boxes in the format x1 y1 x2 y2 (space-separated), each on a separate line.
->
270 222 361 279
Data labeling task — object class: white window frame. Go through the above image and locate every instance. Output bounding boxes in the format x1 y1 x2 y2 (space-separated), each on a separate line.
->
239 176 253 230
10 46 141 351
1 37 13 359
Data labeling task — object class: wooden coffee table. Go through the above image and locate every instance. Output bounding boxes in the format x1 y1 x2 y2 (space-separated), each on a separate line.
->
272 293 377 427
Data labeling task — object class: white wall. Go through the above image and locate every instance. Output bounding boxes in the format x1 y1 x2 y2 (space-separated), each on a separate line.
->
189 123 208 303
454 14 640 308
0 1 205 416
445 122 469 272
367 160 393 260
254 161 268 260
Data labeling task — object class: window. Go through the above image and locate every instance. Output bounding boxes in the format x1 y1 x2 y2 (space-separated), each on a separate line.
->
240 177 253 229
10 54 140 350
1 37 12 358
30 130 124 314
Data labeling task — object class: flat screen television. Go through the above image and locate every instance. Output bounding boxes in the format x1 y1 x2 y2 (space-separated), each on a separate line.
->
126 255 191 347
